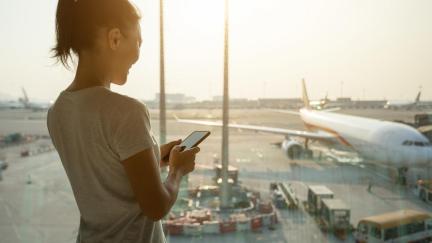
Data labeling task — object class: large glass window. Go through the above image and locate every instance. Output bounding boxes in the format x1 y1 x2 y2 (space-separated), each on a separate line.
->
1 0 432 243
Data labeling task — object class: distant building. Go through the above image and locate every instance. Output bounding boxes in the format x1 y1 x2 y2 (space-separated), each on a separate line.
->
329 98 388 109
258 98 302 109
147 94 420 110
420 101 432 109
212 96 223 102
155 93 196 104
352 100 387 109
329 97 353 109
335 97 352 103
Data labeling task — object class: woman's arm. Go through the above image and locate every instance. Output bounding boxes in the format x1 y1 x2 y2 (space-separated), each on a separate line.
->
122 145 198 221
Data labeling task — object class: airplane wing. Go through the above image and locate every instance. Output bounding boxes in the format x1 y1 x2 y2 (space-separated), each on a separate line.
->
175 117 336 140
269 107 340 115
268 109 300 115
321 107 341 112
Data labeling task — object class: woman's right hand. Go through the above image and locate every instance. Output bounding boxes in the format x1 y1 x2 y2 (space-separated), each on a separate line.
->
168 145 200 176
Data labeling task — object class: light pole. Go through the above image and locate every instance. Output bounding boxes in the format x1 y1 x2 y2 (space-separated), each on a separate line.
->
159 0 167 145
220 0 230 209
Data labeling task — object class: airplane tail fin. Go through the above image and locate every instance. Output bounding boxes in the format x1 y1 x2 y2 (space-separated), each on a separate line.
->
415 91 421 103
322 92 329 106
302 79 311 109
21 87 29 103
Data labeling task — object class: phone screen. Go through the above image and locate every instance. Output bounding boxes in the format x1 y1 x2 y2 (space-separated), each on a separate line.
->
162 131 210 162
180 131 210 150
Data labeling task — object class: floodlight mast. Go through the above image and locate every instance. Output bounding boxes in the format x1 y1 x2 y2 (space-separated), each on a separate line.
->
159 0 167 145
220 0 230 209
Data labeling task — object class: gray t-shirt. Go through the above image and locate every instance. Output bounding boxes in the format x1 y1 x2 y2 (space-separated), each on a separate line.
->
47 86 166 243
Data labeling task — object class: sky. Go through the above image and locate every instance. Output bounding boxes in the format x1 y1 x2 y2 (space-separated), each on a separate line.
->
0 0 431 102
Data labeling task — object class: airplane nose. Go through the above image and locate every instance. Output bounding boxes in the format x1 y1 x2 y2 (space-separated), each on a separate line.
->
428 148 432 163
414 147 432 165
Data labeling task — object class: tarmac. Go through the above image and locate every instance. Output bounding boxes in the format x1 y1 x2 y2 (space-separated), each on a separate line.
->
0 108 431 243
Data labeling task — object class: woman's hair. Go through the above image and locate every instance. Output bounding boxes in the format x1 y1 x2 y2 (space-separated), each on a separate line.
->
52 0 141 68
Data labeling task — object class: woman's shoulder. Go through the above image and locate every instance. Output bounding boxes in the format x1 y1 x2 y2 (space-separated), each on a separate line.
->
103 91 152 130
104 89 149 115
52 86 148 117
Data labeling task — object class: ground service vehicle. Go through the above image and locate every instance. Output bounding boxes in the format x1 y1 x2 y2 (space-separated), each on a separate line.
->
416 180 432 203
415 113 432 127
355 210 432 243
306 185 334 214
320 199 350 231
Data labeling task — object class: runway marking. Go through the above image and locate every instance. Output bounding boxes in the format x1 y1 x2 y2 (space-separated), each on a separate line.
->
0 202 22 241
13 225 22 241
4 203 12 218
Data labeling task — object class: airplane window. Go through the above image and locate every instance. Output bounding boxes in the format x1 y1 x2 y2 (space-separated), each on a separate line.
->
414 141 424 147
402 141 413 146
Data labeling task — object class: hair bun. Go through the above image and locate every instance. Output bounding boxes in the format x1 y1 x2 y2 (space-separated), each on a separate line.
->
52 0 141 68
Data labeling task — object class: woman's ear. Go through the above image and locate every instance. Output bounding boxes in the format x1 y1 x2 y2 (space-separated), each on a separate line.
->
108 28 122 50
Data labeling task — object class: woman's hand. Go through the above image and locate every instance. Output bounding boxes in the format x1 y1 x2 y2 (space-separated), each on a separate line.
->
159 139 182 167
169 145 200 176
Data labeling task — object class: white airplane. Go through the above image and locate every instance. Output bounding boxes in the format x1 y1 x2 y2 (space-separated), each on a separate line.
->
309 95 329 110
309 92 330 110
384 91 421 110
19 88 52 111
300 79 340 112
176 80 432 175
0 100 24 109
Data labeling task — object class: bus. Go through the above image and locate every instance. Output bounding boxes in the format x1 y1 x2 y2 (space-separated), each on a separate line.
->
355 210 432 243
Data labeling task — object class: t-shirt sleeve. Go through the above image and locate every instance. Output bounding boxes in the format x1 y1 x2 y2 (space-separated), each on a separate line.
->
111 101 156 161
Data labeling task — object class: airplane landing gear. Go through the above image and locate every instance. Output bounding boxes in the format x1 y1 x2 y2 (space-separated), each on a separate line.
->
303 149 313 159
397 167 408 185
303 138 313 159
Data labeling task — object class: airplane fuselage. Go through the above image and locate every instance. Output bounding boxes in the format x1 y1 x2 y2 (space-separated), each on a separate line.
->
300 109 432 167
384 101 417 110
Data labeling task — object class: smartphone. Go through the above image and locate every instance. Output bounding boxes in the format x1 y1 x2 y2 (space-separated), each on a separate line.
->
162 131 210 161
179 131 211 150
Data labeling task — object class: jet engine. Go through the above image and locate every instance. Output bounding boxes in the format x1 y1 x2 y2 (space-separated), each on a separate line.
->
282 139 304 160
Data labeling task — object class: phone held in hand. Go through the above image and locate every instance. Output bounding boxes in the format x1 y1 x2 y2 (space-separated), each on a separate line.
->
162 131 210 161
179 131 210 151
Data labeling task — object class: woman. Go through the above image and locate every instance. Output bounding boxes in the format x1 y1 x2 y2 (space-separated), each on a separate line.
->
47 0 199 242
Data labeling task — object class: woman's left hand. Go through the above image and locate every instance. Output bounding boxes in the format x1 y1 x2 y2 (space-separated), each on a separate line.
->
159 139 182 167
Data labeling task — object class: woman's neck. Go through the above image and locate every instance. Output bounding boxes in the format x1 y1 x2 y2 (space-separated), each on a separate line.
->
66 54 111 91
